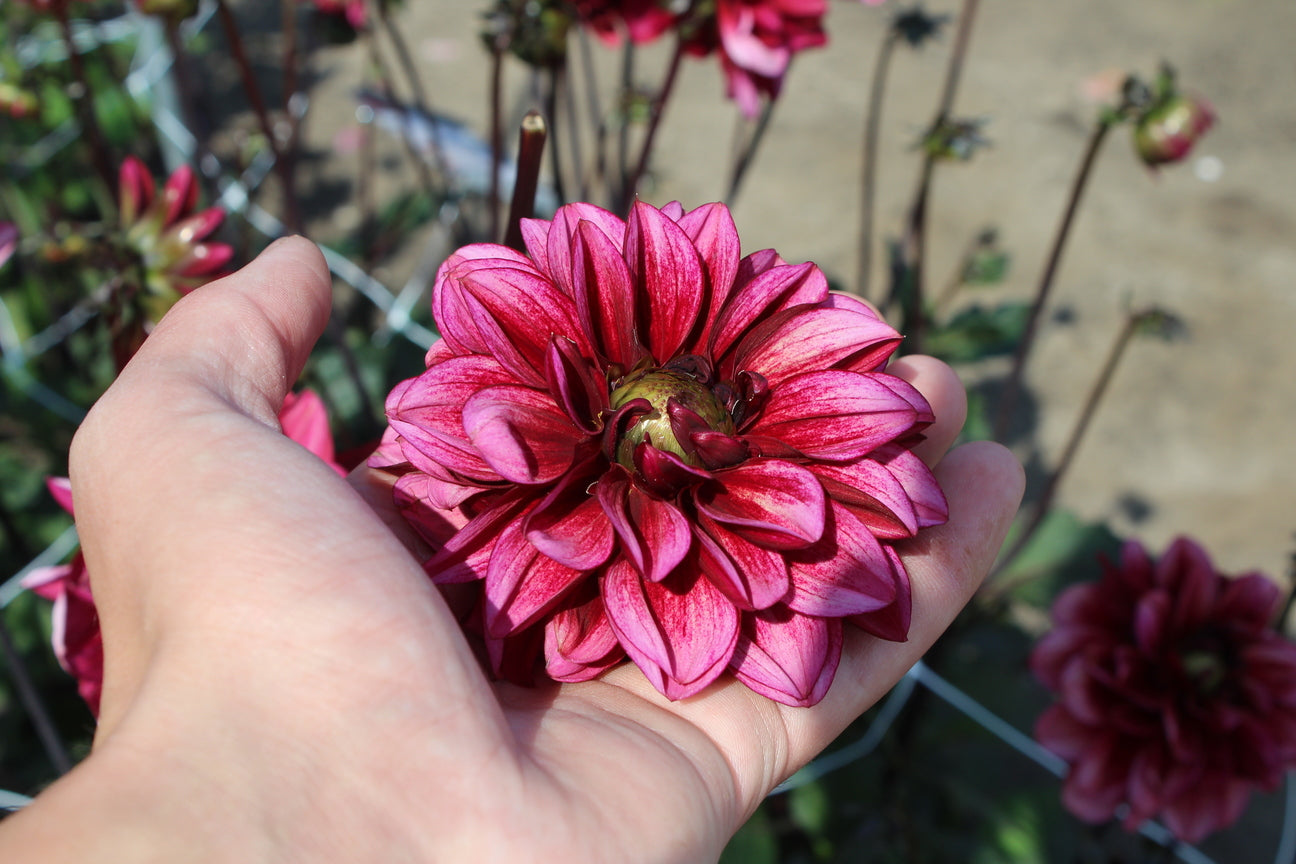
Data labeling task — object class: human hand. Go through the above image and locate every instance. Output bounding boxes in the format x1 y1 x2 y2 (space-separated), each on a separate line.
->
0 237 1022 862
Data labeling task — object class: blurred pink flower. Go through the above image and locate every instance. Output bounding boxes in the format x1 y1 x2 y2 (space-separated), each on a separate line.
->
118 156 234 320
375 199 946 706
682 0 830 119
571 0 677 45
312 0 367 30
0 222 17 270
1032 537 1296 843
24 391 346 716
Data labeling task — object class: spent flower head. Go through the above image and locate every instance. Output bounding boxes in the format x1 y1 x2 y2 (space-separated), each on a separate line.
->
374 199 947 706
1031 537 1296 843
117 156 234 323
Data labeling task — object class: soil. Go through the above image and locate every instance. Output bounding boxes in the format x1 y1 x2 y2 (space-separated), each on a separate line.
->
293 0 1296 586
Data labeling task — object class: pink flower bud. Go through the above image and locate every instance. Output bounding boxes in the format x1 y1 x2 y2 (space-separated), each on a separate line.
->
1133 94 1215 167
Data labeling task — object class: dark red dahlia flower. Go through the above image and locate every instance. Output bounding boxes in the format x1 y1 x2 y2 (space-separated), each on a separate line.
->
376 200 947 707
1031 537 1296 843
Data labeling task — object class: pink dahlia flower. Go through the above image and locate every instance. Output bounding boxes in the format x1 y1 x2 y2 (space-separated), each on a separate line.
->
1031 537 1296 843
571 0 677 45
118 156 234 319
375 199 947 706
24 391 345 716
680 0 829 119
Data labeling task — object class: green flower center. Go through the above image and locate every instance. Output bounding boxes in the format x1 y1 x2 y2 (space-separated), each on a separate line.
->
608 368 734 470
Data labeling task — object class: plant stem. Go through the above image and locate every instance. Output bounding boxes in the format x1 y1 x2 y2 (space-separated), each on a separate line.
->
992 117 1112 441
0 614 72 776
562 56 587 203
894 0 980 348
162 17 203 144
54 6 115 197
504 112 547 252
857 30 898 302
375 0 451 183
615 40 636 208
576 28 610 205
989 309 1145 585
363 32 440 206
489 38 505 242
543 65 569 206
624 41 683 206
725 98 776 206
214 0 302 231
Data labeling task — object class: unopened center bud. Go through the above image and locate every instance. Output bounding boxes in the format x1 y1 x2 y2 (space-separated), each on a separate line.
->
608 369 734 469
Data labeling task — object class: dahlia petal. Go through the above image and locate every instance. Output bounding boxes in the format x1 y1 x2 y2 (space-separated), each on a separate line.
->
734 305 902 388
676 203 741 350
809 457 920 540
389 356 515 482
785 499 896 616
1218 572 1282 630
625 200 706 362
1133 590 1171 654
484 624 544 686
730 609 842 707
718 4 789 77
753 371 920 461
165 205 225 245
873 444 948 527
519 217 552 273
392 472 472 546
573 219 640 369
118 156 154 225
21 563 76 601
278 390 345 475
45 476 75 516
544 335 608 432
544 202 628 297
546 593 620 665
1162 537 1218 632
633 443 713 497
1159 778 1251 844
695 514 791 610
462 385 584 484
1034 703 1095 762
176 243 235 278
457 264 586 386
710 261 828 361
161 163 198 226
873 374 936 425
425 492 530 583
597 468 692 582
694 460 825 550
603 562 740 700
431 245 535 354
485 518 586 638
1061 734 1131 823
524 465 615 571
848 545 912 641
660 200 686 221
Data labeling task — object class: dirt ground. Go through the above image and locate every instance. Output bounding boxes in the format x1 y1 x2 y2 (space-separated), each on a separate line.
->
295 0 1296 586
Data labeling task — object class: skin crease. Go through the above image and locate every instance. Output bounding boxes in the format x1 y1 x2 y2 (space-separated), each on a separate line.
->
0 237 1023 863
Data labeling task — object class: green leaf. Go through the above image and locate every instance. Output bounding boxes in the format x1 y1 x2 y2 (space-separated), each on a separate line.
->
925 302 1030 363
720 805 779 864
992 508 1123 607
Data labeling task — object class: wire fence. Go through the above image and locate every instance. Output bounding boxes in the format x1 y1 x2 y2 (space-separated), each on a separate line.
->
0 6 1290 863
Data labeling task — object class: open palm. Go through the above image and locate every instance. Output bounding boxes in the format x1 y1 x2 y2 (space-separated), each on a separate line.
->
0 238 1021 863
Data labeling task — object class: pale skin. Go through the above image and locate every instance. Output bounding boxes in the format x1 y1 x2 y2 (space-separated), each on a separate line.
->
0 237 1024 863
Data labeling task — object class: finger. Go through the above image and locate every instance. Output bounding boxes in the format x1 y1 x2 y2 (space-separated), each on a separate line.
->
774 441 1023 784
887 354 967 466
599 440 1023 814
69 239 498 740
